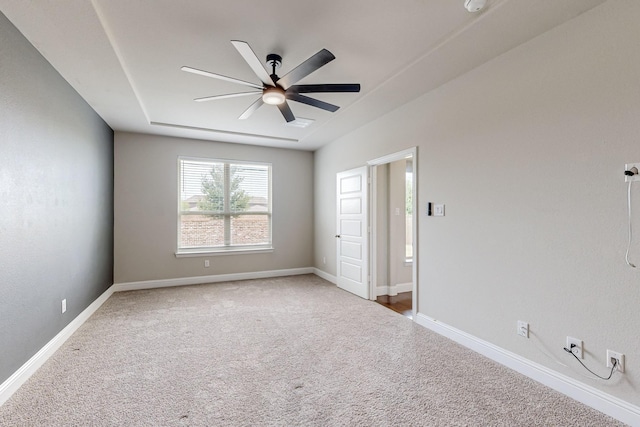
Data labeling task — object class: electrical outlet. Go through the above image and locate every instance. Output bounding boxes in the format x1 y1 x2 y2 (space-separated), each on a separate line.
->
625 163 640 182
204 259 210 268
607 350 625 373
322 256 326 265
566 337 583 359
517 321 529 338
61 299 67 314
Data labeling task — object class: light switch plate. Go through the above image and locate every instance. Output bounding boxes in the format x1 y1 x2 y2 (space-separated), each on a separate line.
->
434 204 445 216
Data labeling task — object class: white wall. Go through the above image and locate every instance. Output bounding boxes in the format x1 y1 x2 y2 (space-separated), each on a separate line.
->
114 132 313 284
315 0 640 406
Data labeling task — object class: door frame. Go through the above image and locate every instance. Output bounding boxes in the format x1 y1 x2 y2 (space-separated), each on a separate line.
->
367 147 418 318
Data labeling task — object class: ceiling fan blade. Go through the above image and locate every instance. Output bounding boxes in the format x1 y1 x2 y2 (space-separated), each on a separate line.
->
181 66 263 90
286 93 339 113
231 40 275 87
288 83 360 93
276 49 335 89
194 92 261 102
239 97 265 120
277 101 295 122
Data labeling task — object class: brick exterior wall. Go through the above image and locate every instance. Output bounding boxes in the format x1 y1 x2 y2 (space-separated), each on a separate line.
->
180 215 269 247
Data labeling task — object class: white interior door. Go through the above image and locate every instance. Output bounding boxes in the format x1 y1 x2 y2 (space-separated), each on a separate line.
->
336 166 369 299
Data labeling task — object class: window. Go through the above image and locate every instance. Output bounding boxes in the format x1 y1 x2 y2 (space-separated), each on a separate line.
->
177 157 272 254
405 159 413 261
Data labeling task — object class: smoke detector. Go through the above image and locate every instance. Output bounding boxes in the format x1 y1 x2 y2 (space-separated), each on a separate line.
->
464 0 487 12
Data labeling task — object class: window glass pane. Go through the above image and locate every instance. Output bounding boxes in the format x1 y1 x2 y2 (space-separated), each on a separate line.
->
406 213 413 259
196 163 225 213
230 215 270 245
230 164 269 213
180 214 224 247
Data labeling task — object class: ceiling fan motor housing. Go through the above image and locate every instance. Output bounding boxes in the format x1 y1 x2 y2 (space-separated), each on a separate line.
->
266 53 282 77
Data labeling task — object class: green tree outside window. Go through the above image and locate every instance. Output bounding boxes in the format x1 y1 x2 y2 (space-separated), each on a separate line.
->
198 164 250 213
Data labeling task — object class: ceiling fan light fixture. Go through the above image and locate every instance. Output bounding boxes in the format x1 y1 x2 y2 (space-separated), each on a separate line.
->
262 87 286 105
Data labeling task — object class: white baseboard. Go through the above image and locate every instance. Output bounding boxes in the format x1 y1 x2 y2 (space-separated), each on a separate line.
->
0 284 115 407
376 282 413 296
414 313 640 426
396 282 413 293
113 267 314 292
312 268 337 284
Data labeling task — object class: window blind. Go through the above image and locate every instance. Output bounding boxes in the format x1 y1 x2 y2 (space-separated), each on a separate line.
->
178 157 272 252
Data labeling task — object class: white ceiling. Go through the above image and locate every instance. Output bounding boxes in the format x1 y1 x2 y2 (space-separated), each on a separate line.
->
1 0 607 151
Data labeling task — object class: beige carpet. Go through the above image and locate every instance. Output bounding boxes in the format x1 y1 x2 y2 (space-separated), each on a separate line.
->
0 275 625 426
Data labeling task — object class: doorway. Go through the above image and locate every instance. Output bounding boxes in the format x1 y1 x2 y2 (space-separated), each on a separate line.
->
368 148 417 319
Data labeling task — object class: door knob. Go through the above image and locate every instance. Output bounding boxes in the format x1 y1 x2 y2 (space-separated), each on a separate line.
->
335 235 341 238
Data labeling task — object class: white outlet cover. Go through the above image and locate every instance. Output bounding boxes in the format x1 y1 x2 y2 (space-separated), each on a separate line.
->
566 336 583 359
517 321 529 338
607 350 625 373
625 163 640 182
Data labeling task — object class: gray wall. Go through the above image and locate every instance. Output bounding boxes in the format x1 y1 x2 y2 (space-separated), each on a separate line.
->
114 132 313 284
315 0 640 406
0 12 114 385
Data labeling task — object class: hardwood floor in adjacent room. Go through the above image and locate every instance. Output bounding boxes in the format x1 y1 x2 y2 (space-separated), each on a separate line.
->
376 292 412 319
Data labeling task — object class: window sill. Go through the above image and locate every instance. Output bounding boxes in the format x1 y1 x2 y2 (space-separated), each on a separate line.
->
175 247 274 258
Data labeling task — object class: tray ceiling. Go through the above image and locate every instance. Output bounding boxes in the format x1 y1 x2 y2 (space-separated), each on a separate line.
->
0 0 607 150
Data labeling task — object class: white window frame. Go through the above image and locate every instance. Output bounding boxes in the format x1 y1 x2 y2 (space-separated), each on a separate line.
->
176 156 273 257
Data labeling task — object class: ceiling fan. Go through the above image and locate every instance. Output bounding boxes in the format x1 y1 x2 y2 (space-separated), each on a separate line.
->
181 40 360 123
